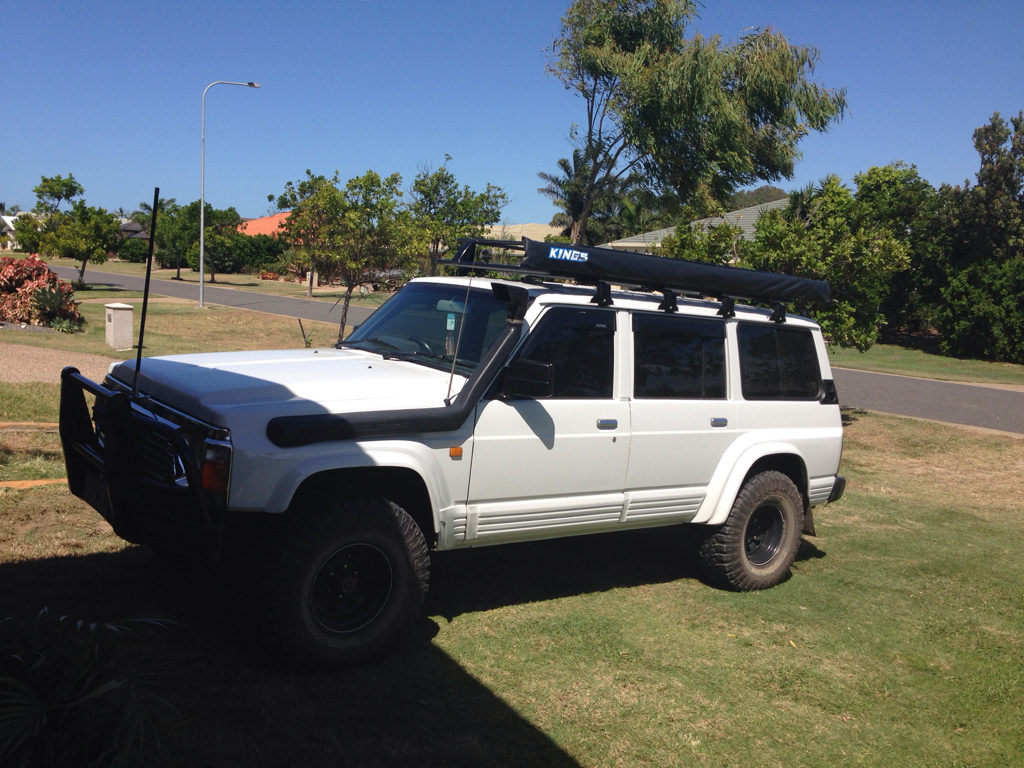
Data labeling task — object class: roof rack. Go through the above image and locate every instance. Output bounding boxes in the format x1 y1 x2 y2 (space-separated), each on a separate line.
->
435 238 830 306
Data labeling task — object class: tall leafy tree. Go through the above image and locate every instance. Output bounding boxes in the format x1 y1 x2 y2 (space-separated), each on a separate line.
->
32 173 84 216
729 185 788 211
54 201 122 282
854 163 939 333
547 0 846 244
408 156 507 275
184 206 244 282
745 175 908 351
932 112 1024 362
279 171 415 339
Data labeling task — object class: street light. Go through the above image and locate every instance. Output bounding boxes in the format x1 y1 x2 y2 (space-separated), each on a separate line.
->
200 80 260 307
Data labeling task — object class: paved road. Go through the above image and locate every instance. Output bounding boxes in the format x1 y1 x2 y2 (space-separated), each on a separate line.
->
51 265 377 327
833 367 1024 435
50 265 1024 434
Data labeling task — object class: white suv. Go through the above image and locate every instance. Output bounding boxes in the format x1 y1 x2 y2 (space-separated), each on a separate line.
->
59 238 845 666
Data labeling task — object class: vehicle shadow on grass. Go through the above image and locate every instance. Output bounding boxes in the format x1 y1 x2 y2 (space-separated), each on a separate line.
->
426 525 708 621
426 523 830 621
0 547 582 768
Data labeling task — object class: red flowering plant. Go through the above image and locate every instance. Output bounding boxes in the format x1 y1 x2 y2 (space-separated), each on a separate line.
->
0 255 81 329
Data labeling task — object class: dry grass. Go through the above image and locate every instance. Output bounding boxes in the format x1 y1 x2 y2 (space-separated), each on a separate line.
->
0 428 65 483
0 483 125 563
0 301 341 360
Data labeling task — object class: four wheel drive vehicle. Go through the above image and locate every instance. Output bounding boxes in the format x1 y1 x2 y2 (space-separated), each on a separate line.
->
59 238 845 667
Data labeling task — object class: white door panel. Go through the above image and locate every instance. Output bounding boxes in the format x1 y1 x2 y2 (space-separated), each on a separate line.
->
469 399 630 504
626 400 737 490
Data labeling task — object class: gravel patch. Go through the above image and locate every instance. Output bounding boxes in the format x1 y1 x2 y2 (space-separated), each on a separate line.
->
0 343 118 384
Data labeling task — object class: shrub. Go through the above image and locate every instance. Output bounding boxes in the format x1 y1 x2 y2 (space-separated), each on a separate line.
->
117 237 150 263
0 609 184 768
0 255 81 327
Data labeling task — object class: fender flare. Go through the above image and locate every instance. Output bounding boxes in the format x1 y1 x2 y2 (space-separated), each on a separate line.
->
263 440 450 531
691 438 808 527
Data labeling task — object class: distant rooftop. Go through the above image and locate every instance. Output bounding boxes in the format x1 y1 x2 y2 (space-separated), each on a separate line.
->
601 198 790 253
239 211 289 237
486 223 562 242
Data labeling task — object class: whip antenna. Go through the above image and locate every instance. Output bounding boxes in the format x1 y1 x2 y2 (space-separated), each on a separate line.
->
444 271 474 406
132 187 160 401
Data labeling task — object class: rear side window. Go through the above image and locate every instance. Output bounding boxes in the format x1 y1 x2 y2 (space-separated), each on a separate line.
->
738 324 821 400
516 307 615 398
632 314 726 399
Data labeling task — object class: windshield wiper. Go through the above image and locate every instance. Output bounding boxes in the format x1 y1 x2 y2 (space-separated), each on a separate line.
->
338 337 402 352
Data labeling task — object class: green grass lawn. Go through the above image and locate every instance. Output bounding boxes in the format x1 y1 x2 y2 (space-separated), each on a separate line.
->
829 342 1024 386
1 410 1022 765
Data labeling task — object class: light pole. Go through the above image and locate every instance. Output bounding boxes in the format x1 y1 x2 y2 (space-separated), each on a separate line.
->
200 80 260 307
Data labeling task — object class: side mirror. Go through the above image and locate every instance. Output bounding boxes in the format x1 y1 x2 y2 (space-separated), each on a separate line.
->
503 359 554 399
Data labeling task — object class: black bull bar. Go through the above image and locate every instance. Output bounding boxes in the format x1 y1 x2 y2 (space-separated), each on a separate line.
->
59 366 223 556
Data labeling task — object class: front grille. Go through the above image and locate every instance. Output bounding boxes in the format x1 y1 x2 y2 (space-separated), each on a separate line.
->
133 426 185 484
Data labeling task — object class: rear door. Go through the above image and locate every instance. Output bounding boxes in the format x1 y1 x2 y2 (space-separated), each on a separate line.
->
624 312 737 523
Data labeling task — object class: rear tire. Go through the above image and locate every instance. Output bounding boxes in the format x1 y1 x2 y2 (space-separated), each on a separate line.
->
699 470 803 591
262 497 429 667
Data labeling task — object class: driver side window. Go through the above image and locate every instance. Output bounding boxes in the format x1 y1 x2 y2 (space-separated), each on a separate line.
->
516 307 615 398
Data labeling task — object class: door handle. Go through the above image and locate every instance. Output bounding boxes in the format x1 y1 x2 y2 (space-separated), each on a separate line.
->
710 417 728 428
597 419 618 430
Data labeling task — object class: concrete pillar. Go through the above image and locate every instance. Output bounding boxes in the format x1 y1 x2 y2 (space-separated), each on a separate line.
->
105 303 134 350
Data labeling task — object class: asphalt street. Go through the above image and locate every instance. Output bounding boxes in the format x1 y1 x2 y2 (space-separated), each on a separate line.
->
50 265 377 327
50 265 1024 434
833 367 1024 435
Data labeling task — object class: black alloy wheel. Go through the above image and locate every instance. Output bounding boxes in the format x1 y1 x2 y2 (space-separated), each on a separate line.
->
744 503 785 566
311 543 394 633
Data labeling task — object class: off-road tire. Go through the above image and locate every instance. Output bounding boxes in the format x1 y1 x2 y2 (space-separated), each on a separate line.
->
699 470 803 591
262 497 429 667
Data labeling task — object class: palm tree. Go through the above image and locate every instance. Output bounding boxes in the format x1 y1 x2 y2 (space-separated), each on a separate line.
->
538 152 628 246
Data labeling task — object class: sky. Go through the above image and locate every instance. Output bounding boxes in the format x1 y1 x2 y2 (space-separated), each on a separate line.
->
2 1 1022 225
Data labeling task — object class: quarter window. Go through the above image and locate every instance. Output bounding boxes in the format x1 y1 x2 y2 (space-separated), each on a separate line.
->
515 307 615 398
738 324 821 400
632 314 726 399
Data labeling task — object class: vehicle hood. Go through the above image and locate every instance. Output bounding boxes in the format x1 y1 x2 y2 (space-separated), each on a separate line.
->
108 348 466 427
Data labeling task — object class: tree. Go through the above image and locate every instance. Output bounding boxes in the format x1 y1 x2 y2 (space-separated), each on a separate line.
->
32 174 84 215
278 171 415 340
854 163 939 333
52 201 122 282
408 156 507 275
537 149 629 245
931 112 1024 362
729 185 788 211
13 216 45 254
131 197 178 232
158 200 242 277
744 175 908 351
184 206 243 282
660 217 748 265
548 0 846 244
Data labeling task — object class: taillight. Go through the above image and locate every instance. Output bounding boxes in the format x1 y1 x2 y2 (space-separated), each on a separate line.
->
201 441 231 493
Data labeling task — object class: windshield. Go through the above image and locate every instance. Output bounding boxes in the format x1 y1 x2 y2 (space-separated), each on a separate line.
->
341 282 509 374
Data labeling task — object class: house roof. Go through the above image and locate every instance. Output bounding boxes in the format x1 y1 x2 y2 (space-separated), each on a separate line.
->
239 211 289 237
600 197 790 252
119 219 149 239
486 223 562 242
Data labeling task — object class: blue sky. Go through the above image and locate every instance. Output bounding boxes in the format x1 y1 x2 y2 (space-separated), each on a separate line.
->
2 1 1021 225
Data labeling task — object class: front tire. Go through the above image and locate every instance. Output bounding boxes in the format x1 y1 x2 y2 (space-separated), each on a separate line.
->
699 470 804 591
263 497 429 667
